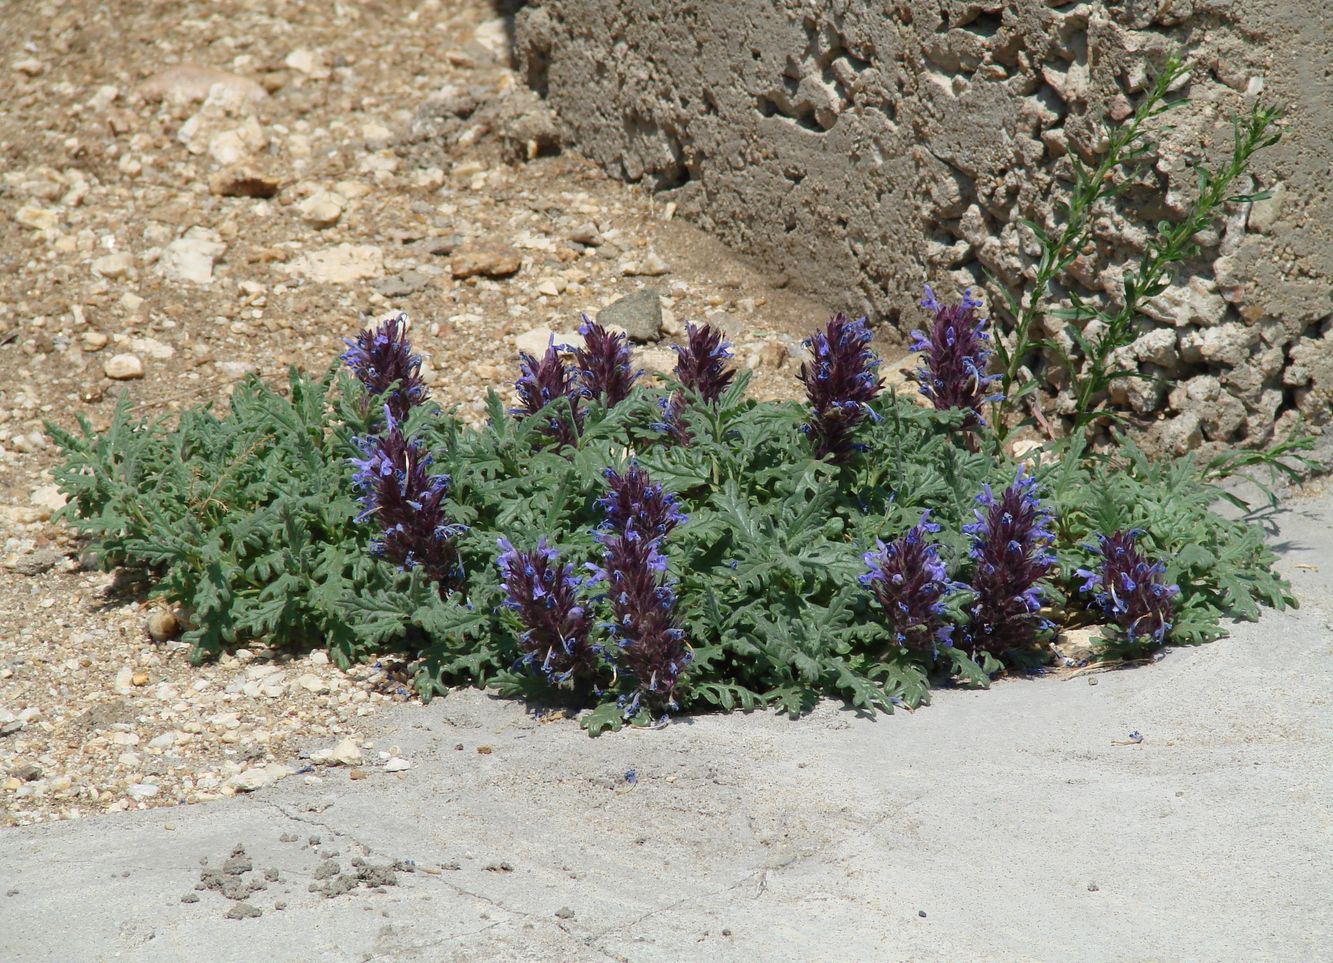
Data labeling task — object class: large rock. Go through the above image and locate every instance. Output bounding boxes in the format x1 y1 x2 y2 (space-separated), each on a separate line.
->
596 288 662 342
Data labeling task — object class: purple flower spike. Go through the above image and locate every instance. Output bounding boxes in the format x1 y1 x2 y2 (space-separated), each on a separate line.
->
574 316 639 407
659 322 735 444
592 531 690 715
598 464 687 542
590 464 690 714
496 537 600 684
674 322 736 404
797 313 884 463
860 511 959 656
512 339 583 449
910 286 1003 449
341 312 429 421
350 406 464 591
961 468 1057 654
1076 530 1180 649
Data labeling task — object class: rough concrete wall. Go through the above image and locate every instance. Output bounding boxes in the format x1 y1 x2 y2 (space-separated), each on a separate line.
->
516 0 1332 450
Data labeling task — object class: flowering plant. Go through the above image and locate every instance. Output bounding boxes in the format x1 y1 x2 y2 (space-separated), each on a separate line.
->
797 313 884 462
1077 530 1179 651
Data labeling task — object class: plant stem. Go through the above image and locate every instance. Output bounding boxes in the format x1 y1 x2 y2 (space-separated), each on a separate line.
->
991 55 1190 442
1067 102 1281 436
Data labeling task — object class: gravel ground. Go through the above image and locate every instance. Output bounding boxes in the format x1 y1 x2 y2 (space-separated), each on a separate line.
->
0 0 892 827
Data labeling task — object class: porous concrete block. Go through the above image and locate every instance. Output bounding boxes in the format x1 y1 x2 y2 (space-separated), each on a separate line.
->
517 0 1332 447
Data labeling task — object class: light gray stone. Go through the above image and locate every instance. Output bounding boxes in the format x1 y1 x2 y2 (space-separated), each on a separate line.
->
596 288 663 342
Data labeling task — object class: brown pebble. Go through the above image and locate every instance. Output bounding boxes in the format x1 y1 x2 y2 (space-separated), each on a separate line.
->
349 768 369 780
476 745 492 755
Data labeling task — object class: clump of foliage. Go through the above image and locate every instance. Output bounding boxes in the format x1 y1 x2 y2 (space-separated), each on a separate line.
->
49 301 1299 734
48 57 1314 734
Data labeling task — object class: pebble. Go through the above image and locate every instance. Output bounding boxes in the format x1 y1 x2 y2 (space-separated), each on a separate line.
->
746 341 787 371
130 337 175 361
596 288 662 342
568 222 602 246
28 485 66 521
92 252 136 280
383 757 411 773
224 902 262 920
209 166 281 199
284 47 329 78
158 229 226 285
103 354 144 380
140 64 268 105
147 609 180 643
127 783 160 800
329 737 364 767
14 206 58 232
227 763 293 793
555 906 576 919
621 250 670 277
289 244 384 284
296 674 330 695
216 361 260 382
372 271 430 298
450 242 522 279
81 331 109 352
296 191 344 228
515 327 579 358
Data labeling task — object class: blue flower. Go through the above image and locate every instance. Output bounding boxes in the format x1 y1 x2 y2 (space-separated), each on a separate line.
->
1076 530 1179 649
960 468 1056 654
573 316 640 407
797 313 884 462
497 537 600 685
659 322 735 444
910 286 1003 448
512 338 583 449
593 465 690 714
350 405 464 591
341 312 429 421
861 511 960 656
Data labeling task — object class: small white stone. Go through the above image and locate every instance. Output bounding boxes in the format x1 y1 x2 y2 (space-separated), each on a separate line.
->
227 763 293 793
148 732 176 750
297 190 343 228
131 337 175 360
15 206 58 231
384 757 411 773
289 244 383 284
158 228 226 285
329 737 363 767
103 354 144 380
92 252 136 279
28 485 66 520
216 360 259 381
113 666 135 695
127 783 159 800
296 673 330 695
